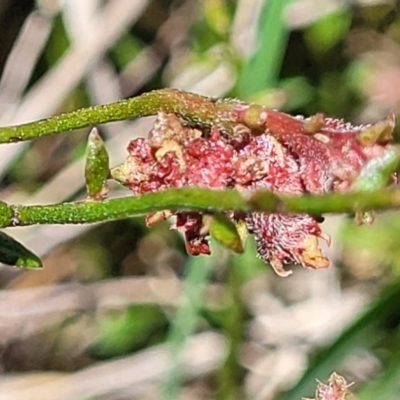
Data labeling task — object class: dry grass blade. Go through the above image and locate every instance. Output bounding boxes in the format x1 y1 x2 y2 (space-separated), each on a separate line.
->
0 332 225 400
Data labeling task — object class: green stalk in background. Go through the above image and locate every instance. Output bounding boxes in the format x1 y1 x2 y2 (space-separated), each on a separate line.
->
216 254 247 400
237 0 293 97
159 255 214 400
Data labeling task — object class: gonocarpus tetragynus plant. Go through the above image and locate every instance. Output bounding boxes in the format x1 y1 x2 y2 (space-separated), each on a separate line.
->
0 89 398 276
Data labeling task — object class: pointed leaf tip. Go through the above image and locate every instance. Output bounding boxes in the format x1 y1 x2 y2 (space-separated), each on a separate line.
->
353 146 400 192
0 232 42 269
85 127 110 200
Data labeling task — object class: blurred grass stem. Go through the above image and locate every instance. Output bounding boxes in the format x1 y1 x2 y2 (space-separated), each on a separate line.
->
159 255 213 400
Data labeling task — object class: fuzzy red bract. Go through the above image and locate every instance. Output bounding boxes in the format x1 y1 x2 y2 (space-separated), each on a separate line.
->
113 109 394 276
185 128 236 188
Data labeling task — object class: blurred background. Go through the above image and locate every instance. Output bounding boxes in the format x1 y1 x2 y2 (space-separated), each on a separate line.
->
0 0 400 399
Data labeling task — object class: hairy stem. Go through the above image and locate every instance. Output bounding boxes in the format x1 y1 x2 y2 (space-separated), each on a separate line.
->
0 89 240 143
1 187 400 228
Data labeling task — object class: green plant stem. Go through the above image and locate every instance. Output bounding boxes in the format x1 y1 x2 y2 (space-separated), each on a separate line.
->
216 255 246 400
1 187 400 228
159 255 213 400
0 89 239 143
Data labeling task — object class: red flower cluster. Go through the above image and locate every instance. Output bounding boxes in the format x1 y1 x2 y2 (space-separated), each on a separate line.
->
112 109 394 276
305 372 353 400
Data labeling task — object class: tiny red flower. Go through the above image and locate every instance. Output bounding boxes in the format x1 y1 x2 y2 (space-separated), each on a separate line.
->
112 109 395 276
304 372 353 400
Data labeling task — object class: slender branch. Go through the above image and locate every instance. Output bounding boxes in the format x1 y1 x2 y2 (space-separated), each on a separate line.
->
0 89 240 143
1 187 400 229
3 188 248 227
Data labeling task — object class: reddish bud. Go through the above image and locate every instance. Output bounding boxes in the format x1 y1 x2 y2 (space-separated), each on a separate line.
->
114 109 395 276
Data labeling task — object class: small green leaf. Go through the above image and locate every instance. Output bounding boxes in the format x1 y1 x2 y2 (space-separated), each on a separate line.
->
0 232 42 269
352 146 400 192
352 146 400 224
85 127 110 200
209 213 245 254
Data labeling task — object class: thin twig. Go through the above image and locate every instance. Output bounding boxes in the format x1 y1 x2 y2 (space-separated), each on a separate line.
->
0 187 399 229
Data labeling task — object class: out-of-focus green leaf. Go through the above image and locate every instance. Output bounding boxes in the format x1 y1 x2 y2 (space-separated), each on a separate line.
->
316 72 356 117
279 76 315 111
44 14 70 65
229 237 266 283
92 304 168 358
112 33 142 69
237 0 293 97
203 0 230 36
345 61 373 93
341 213 400 275
0 231 42 269
358 338 400 400
304 10 351 55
